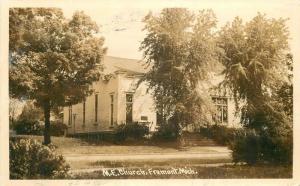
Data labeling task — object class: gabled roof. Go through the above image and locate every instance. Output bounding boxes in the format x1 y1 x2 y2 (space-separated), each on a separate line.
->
102 56 149 75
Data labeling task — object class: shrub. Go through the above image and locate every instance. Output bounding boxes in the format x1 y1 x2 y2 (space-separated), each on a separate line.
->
230 127 293 165
151 123 180 141
114 122 149 142
199 123 292 165
10 138 70 179
260 128 293 164
199 124 242 145
40 121 67 137
12 102 43 135
13 119 67 137
230 129 261 165
50 121 67 136
13 119 43 135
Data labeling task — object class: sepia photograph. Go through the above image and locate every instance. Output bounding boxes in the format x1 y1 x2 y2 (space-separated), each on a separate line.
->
1 0 300 185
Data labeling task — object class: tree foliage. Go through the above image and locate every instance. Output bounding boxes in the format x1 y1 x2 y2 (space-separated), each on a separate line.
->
9 98 24 125
275 53 293 119
219 13 293 164
18 101 44 122
12 102 43 135
9 8 106 144
218 13 291 130
140 8 221 133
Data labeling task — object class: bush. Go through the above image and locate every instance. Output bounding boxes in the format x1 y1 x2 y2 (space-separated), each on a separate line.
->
41 121 67 137
199 124 242 145
13 119 43 135
260 128 293 164
151 123 180 141
13 119 67 137
114 122 149 142
230 129 261 165
50 121 68 136
199 123 292 165
10 138 70 179
230 128 293 165
50 121 67 136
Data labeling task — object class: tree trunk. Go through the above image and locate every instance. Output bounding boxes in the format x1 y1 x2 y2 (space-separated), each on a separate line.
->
43 100 51 145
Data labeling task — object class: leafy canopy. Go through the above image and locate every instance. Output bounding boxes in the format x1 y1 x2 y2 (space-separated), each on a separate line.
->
140 8 221 129
9 8 106 108
218 13 291 130
9 8 106 144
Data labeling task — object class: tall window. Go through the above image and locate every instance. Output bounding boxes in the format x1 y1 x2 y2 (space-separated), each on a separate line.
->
156 107 164 126
156 112 163 125
212 97 228 123
126 93 133 123
110 94 114 126
68 106 72 125
83 101 86 126
95 94 98 122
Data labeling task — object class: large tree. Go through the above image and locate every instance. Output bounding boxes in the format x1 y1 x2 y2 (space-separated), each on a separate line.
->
218 13 292 132
9 8 106 144
140 8 221 134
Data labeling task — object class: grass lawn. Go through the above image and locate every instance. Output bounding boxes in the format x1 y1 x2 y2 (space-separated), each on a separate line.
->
12 135 232 170
11 135 292 179
12 135 228 155
68 158 232 170
73 164 292 179
91 158 233 168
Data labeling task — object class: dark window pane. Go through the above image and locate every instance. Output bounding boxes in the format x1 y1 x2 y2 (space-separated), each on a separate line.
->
83 101 86 125
126 103 133 123
126 94 133 102
110 95 114 126
141 116 148 121
126 94 133 124
68 106 72 125
111 104 114 126
95 94 98 122
157 111 164 125
223 106 228 122
217 106 222 122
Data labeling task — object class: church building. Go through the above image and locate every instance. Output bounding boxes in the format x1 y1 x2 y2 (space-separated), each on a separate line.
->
63 56 240 135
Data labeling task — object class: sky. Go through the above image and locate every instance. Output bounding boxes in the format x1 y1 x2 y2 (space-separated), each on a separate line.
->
54 0 300 60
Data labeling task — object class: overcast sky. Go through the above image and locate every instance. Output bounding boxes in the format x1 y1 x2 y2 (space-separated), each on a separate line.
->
5 1 297 109
39 0 300 59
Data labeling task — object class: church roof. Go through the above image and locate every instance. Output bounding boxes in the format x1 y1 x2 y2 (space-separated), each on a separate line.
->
102 56 149 75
